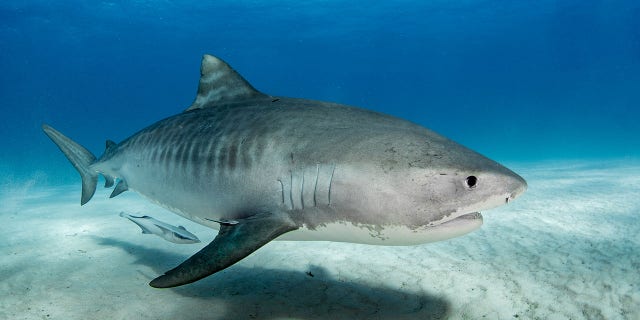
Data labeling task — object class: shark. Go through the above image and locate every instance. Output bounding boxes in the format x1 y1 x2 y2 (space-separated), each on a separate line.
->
43 54 527 288
119 212 201 244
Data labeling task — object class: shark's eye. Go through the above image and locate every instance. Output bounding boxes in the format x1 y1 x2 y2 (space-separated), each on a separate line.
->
465 176 478 189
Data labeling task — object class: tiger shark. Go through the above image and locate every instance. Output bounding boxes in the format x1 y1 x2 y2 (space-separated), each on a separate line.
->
43 54 527 288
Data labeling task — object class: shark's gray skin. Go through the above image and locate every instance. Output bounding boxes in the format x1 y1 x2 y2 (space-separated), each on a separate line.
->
119 212 201 244
43 54 527 288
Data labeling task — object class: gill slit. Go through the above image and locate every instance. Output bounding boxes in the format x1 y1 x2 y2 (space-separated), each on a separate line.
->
278 179 285 205
300 172 305 209
289 171 294 210
328 164 335 205
313 164 319 207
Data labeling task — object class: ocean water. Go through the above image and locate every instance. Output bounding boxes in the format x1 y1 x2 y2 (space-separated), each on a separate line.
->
1 1 639 319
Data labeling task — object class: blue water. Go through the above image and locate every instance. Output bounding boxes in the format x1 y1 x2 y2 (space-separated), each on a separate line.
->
2 1 639 184
2 2 640 319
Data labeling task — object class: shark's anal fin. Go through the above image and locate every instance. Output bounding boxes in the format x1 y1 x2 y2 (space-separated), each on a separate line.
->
149 212 298 288
110 179 128 198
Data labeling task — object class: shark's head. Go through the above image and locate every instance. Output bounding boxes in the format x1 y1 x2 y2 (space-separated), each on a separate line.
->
333 126 527 244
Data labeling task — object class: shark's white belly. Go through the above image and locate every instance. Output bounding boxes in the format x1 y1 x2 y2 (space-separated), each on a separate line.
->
280 213 483 245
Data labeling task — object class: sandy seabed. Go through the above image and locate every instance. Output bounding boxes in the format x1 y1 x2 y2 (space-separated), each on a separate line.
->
1 160 638 320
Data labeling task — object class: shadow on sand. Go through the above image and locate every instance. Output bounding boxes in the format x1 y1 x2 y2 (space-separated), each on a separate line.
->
93 236 450 320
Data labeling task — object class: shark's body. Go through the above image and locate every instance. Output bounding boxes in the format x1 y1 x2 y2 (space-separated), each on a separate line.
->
119 212 201 244
43 54 526 288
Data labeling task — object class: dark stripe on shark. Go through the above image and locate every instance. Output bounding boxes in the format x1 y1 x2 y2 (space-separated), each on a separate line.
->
174 143 186 170
228 144 238 170
206 140 216 175
240 136 251 168
123 110 278 178
154 146 165 164
214 139 226 173
180 142 190 169
149 145 158 163
189 140 203 176
161 147 171 172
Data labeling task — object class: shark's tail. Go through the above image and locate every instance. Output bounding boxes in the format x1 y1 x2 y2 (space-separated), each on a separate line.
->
42 124 98 205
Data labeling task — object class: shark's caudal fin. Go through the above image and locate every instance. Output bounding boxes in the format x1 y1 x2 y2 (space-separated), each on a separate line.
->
42 124 98 205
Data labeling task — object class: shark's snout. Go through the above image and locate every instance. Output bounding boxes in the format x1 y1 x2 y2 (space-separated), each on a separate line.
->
506 173 527 203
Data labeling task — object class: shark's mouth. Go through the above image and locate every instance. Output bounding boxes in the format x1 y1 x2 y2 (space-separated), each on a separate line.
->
453 212 483 221
435 211 483 228
430 211 483 227
382 211 484 244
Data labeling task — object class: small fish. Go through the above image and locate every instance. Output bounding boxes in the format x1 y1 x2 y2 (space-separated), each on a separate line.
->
119 212 200 244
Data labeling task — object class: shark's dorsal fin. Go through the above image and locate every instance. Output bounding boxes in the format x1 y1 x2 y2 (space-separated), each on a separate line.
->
105 140 117 151
185 55 267 111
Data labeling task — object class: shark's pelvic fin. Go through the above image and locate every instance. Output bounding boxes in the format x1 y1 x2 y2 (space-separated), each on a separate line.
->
104 175 115 188
184 55 267 112
42 124 98 205
149 212 298 288
110 179 129 198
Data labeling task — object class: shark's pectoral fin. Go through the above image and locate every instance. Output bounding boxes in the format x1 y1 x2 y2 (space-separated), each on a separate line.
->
149 212 298 288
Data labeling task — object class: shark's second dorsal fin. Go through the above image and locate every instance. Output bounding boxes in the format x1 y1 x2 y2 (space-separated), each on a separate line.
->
185 55 267 112
105 140 117 152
